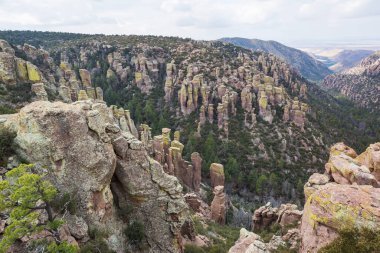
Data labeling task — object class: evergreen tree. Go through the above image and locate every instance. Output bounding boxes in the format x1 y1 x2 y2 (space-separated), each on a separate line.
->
256 174 268 198
225 156 239 182
0 164 78 253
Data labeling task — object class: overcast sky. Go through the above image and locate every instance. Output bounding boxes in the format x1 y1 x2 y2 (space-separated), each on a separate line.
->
0 0 379 47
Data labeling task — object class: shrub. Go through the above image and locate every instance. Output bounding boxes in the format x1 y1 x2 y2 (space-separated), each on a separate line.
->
0 127 16 164
0 105 16 114
51 192 79 215
184 244 206 253
124 220 145 246
80 227 114 253
319 227 380 253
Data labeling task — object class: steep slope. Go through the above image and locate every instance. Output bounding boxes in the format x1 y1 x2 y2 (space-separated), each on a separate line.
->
323 51 380 110
220 37 333 81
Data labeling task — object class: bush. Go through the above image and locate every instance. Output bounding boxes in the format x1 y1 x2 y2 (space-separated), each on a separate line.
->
0 105 16 114
184 244 206 253
319 227 380 253
80 227 114 253
51 192 78 215
0 127 16 164
124 220 145 246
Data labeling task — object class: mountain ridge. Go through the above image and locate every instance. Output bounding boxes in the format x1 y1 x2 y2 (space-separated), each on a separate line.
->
219 37 333 81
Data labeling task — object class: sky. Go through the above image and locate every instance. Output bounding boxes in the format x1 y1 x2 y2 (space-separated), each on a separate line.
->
0 0 379 48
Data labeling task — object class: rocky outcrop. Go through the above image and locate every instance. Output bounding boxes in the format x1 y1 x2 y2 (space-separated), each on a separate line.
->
79 69 92 87
210 185 226 224
252 203 302 231
152 129 203 192
228 228 268 253
283 98 308 130
2 101 193 252
210 163 225 188
300 142 380 253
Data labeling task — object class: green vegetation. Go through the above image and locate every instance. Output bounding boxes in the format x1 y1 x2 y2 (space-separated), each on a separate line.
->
185 244 206 253
193 217 240 253
319 227 380 253
124 220 145 247
0 164 77 253
1 30 380 208
0 126 16 165
0 105 16 114
79 227 114 253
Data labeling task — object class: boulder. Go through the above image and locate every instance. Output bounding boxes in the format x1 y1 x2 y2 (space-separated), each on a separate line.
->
210 163 225 188
252 203 278 231
300 142 380 253
228 228 269 253
356 142 380 181
0 52 16 85
66 215 89 240
300 184 380 253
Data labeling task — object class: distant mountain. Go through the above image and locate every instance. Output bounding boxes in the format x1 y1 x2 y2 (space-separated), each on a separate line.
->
329 49 374 72
323 51 380 110
302 48 374 72
220 37 333 81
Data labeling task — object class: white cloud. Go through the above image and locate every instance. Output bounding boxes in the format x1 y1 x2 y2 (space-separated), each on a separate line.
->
0 0 378 45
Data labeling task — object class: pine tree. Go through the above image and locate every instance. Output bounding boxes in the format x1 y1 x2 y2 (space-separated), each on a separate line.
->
0 164 78 253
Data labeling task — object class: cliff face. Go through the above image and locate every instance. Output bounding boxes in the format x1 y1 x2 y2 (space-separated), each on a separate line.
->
300 142 380 252
323 51 380 110
2 100 192 252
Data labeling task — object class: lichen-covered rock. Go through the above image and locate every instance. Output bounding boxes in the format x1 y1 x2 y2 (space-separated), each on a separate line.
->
0 52 16 84
3 101 193 253
26 61 42 82
15 58 28 81
210 163 225 188
325 143 379 186
300 184 380 253
31 83 48 101
300 142 380 253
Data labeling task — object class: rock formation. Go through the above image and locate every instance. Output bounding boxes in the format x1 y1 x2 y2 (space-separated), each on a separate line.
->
300 142 380 253
252 202 302 231
152 129 202 192
210 185 226 225
210 163 225 188
2 101 194 252
79 69 92 87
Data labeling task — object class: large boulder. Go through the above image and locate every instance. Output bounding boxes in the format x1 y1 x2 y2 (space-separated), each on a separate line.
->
300 183 380 252
228 228 269 253
300 142 380 253
2 101 193 252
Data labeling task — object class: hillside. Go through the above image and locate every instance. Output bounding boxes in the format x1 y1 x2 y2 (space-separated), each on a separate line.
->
1 30 379 202
323 51 380 110
0 30 380 252
219 37 333 81
329 49 374 72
